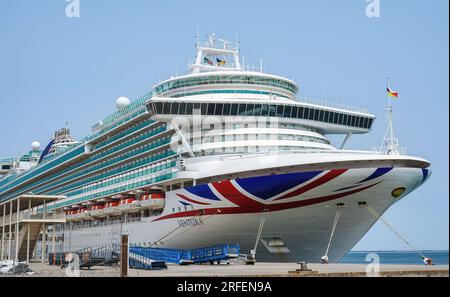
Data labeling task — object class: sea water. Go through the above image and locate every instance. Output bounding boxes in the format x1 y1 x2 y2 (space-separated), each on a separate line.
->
340 250 449 265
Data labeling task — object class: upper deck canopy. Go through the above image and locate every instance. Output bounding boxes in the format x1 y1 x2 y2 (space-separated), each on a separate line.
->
153 71 298 100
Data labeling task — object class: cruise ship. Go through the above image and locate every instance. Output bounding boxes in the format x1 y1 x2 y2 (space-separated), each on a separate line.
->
0 34 431 263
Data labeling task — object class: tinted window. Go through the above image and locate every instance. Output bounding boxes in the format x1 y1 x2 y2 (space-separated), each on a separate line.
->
313 109 319 121
335 113 340 124
261 104 269 116
147 103 153 114
318 110 324 122
201 103 207 115
284 106 292 118
254 104 262 116
341 114 347 125
207 103 215 115
304 108 310 119
223 104 231 116
238 104 246 115
246 104 255 116
155 102 163 114
179 103 186 114
215 103 224 115
163 102 171 114
292 106 299 118
298 107 304 119
186 103 193 115
269 105 277 117
171 102 180 114
324 111 330 122
276 105 284 117
337 113 342 125
231 104 239 115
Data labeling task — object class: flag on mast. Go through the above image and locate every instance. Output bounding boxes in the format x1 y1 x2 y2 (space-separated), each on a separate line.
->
386 79 399 98
203 57 213 66
217 58 226 66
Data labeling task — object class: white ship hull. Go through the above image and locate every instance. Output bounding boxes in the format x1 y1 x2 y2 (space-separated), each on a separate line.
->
56 165 429 262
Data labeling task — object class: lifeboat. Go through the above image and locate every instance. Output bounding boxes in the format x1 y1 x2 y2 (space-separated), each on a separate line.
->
89 204 106 217
75 207 90 219
66 209 79 220
118 197 139 213
102 201 120 215
66 207 89 220
137 192 165 210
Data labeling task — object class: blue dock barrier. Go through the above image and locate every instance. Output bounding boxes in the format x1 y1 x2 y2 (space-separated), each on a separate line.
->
129 244 240 269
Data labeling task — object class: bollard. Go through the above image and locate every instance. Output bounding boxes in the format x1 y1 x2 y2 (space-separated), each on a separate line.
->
298 261 309 271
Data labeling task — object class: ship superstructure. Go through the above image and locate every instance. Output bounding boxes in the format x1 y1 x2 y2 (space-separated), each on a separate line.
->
0 35 430 262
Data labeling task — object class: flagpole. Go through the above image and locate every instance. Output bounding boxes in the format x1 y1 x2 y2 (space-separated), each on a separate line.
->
387 77 393 151
384 77 397 155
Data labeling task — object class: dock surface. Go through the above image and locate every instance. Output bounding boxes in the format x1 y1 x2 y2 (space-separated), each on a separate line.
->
15 262 449 277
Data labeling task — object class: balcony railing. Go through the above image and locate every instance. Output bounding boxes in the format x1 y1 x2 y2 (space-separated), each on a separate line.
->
0 212 66 225
295 96 370 114
371 146 407 156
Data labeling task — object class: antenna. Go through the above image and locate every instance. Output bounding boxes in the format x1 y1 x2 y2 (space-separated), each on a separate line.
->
218 38 231 50
195 25 200 48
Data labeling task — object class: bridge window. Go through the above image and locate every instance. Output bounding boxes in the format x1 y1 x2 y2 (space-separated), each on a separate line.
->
207 103 215 115
246 104 255 116
335 113 341 125
215 103 224 115
179 102 187 114
254 104 262 116
201 103 208 114
284 105 292 118
313 109 319 121
162 102 170 115
171 102 179 114
231 104 239 115
223 103 231 116
150 101 373 129
292 106 299 118
276 105 284 117
318 110 324 122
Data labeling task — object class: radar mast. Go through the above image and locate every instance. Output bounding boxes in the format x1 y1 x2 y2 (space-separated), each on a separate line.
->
190 33 241 74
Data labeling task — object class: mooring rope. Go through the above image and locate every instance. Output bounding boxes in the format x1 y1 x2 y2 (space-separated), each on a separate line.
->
323 208 341 260
253 216 266 254
364 204 428 260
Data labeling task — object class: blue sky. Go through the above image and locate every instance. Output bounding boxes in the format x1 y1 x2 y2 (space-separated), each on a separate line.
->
0 0 448 250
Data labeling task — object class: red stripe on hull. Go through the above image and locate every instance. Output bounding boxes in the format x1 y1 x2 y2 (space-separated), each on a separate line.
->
274 169 348 201
176 194 211 205
212 180 265 210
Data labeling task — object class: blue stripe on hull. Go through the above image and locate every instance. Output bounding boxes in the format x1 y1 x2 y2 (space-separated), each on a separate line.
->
358 167 393 183
186 184 221 201
235 171 322 200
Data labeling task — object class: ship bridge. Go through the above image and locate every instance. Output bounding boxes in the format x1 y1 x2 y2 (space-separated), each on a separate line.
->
145 34 375 157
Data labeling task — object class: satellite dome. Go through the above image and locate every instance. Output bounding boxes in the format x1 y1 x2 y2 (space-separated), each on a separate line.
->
31 141 41 151
116 97 130 110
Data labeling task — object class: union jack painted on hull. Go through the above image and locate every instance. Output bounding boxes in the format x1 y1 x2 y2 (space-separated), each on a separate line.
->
156 167 415 221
